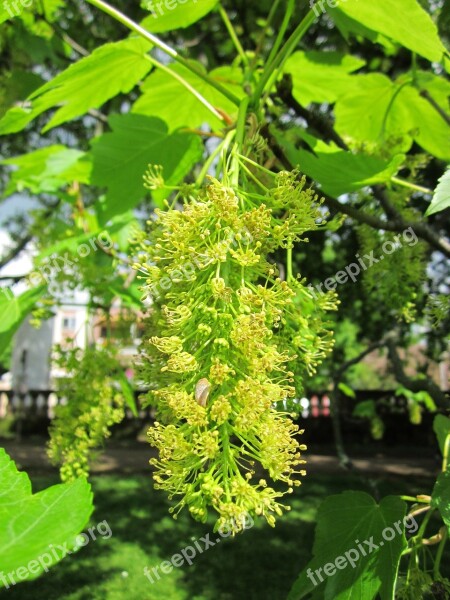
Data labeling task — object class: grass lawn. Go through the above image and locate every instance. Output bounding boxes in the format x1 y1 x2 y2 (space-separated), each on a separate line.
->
1 470 447 600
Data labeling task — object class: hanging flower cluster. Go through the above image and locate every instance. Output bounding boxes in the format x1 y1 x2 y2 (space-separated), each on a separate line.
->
134 169 337 531
48 346 125 481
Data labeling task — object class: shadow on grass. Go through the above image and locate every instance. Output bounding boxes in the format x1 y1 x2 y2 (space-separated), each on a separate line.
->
1 470 442 600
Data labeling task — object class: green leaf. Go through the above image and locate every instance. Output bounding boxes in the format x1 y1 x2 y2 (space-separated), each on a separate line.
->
133 62 243 131
0 286 46 363
334 73 450 160
434 414 450 456
118 372 138 417
276 129 404 197
90 113 203 222
394 386 436 411
338 383 356 399
108 281 143 309
288 492 407 600
0 38 152 134
0 4 15 24
352 400 377 420
0 70 44 119
426 167 450 216
1 146 90 196
431 469 450 534
0 449 93 587
0 0 64 24
284 51 365 105
141 0 218 32
331 10 398 54
335 0 448 64
39 0 65 22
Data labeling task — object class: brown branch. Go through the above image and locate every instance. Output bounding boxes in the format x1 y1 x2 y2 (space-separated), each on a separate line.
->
0 235 32 269
323 195 450 256
262 123 450 257
420 89 450 127
0 275 25 282
274 74 450 257
0 200 62 270
276 74 349 151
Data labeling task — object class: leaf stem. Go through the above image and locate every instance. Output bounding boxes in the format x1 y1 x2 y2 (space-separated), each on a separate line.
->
143 55 227 124
400 495 430 504
85 0 241 106
238 154 276 177
237 159 269 192
380 80 412 139
230 96 250 187
250 0 281 70
196 130 236 185
253 8 316 103
218 5 250 69
287 243 293 281
433 527 448 579
265 0 294 68
391 177 432 194
443 433 450 472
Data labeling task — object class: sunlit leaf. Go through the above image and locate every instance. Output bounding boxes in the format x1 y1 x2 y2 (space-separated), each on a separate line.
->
133 62 243 130
0 449 93 587
0 38 152 134
426 167 450 216
141 0 218 32
90 113 203 221
288 492 407 600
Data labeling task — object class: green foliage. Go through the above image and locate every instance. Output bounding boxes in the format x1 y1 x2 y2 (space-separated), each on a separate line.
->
434 414 450 457
133 61 244 130
352 400 385 440
141 0 218 32
278 129 404 197
48 346 129 481
335 0 448 63
1 146 89 195
334 72 450 160
0 37 152 134
338 382 355 398
0 449 93 588
357 224 426 322
432 470 450 534
395 386 436 426
288 492 408 600
284 51 365 105
91 113 203 220
0 0 449 593
426 166 450 216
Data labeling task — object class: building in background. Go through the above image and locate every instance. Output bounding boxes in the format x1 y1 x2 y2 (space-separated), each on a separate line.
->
11 292 91 392
8 293 144 392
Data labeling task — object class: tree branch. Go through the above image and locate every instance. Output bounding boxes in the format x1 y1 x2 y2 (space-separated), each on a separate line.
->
262 118 450 257
0 235 32 269
386 338 449 410
420 89 450 127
